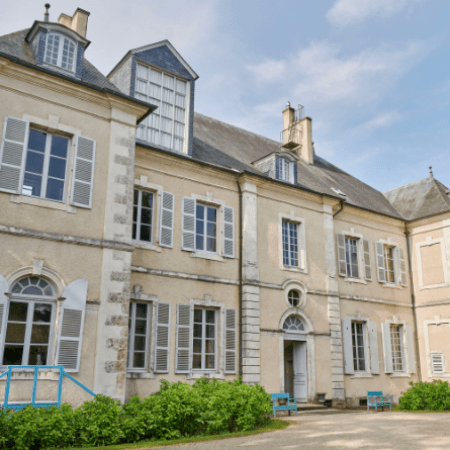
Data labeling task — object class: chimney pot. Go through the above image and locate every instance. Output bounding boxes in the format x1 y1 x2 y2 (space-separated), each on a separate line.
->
44 3 50 22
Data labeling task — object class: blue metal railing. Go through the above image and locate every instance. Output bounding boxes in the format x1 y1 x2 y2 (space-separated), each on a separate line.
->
0 365 96 411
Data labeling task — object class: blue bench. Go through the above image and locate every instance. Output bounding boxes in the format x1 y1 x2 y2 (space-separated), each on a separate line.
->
367 391 392 412
270 393 297 417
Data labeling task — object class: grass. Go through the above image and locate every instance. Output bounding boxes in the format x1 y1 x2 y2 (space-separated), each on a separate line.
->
63 419 289 450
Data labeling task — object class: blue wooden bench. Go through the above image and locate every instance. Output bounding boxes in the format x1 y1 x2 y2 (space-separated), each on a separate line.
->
367 391 392 412
270 393 297 417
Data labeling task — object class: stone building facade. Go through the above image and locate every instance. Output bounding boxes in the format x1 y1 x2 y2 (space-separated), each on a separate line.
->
0 7 449 408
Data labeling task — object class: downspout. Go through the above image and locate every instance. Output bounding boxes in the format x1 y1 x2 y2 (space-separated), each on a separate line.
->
236 172 244 378
405 224 422 381
333 199 345 218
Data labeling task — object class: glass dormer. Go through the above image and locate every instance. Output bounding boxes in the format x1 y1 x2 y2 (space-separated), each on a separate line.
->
44 32 77 73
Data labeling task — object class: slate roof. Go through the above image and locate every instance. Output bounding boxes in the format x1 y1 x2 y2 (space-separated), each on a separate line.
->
383 177 450 221
193 113 403 219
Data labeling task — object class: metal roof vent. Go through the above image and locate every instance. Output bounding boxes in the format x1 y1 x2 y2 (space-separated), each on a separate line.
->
44 3 51 22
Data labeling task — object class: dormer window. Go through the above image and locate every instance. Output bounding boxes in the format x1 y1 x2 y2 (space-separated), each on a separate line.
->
44 33 76 72
276 157 294 183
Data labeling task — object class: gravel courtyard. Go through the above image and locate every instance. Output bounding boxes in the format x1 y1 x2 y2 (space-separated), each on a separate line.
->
159 411 450 450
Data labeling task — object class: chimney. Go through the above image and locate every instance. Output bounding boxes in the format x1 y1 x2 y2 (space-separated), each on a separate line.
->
280 102 314 165
58 8 90 38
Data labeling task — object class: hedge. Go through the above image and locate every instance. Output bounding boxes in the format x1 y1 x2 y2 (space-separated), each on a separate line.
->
398 380 450 411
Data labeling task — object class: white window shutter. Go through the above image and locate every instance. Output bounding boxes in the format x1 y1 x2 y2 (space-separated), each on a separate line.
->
381 323 393 373
368 321 379 374
182 197 196 251
223 206 235 258
398 247 407 286
70 135 96 208
224 308 237 374
159 191 174 248
337 233 347 277
56 279 88 372
0 275 8 346
404 324 416 374
154 302 170 373
342 319 354 374
0 117 29 193
175 304 191 373
363 239 372 281
431 353 445 374
375 242 386 283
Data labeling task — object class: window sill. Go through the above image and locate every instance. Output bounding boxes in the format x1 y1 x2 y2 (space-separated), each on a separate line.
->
344 277 367 284
0 370 61 381
381 283 403 289
390 373 411 378
350 373 374 379
186 371 224 380
190 252 225 263
10 195 76 213
133 241 162 252
126 371 156 379
420 283 448 290
281 266 306 274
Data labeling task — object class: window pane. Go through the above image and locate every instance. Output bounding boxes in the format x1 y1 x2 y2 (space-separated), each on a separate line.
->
194 309 202 322
50 136 68 158
206 325 215 338
206 310 215 324
205 340 214 353
193 323 202 338
141 191 153 208
25 151 45 175
139 225 151 242
174 122 185 137
22 286 43 295
206 237 216 252
162 88 174 103
148 128 159 144
150 69 162 84
46 178 64 201
175 93 186 108
48 157 67 179
141 208 152 225
149 83 161 99
163 75 174 89
22 173 41 197
135 303 147 319
206 222 216 238
160 132 171 148
207 207 216 222
8 302 28 321
33 304 52 323
176 79 187 94
174 107 186 123
193 339 202 353
135 319 147 335
133 353 145 368
150 114 160 129
137 64 148 80
136 80 147 94
205 355 215 369
2 346 24 365
134 336 146 351
161 103 173 118
192 354 201 369
173 137 184 152
28 130 47 153
30 324 50 344
161 118 172 133
28 346 48 365
132 223 137 240
5 323 26 343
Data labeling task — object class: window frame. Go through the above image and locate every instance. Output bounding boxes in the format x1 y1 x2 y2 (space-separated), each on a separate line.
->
277 156 294 183
127 302 151 372
390 324 404 372
278 212 306 272
282 219 299 267
135 62 190 153
195 203 218 255
132 189 155 245
351 321 367 373
192 308 217 371
383 244 396 284
345 237 360 279
44 32 77 73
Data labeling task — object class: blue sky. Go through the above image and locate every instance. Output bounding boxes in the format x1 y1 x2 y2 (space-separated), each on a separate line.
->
2 0 450 192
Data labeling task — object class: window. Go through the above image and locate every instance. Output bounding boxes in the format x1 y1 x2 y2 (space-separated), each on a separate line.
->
282 316 305 332
276 157 294 182
22 129 69 202
192 308 216 370
431 353 445 374
384 245 396 283
2 277 55 366
195 204 217 253
44 33 77 72
282 220 299 267
135 64 189 152
352 322 366 372
345 238 359 278
287 289 301 307
390 325 403 372
127 303 150 370
133 190 154 243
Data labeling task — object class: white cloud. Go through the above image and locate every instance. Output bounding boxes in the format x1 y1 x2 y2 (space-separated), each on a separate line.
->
246 59 287 84
327 0 413 27
360 111 403 130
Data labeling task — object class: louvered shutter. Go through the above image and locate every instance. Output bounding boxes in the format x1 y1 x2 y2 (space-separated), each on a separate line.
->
0 275 8 347
224 309 237 373
404 325 416 374
275 157 281 180
368 321 379 374
159 191 174 248
431 353 445 373
375 242 386 283
56 279 88 372
0 117 29 193
381 323 393 373
337 233 347 277
175 304 191 373
398 247 407 286
223 206 235 258
293 163 298 184
70 135 96 208
182 197 196 251
363 239 372 281
154 302 170 373
342 319 354 374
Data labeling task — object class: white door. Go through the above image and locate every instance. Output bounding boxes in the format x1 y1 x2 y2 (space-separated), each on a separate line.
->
293 341 307 402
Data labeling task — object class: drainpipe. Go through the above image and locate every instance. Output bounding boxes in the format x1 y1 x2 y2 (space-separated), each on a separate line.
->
333 200 345 218
236 172 244 378
405 224 422 381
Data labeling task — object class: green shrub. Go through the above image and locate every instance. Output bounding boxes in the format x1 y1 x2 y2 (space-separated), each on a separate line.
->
0 377 273 449
399 380 450 411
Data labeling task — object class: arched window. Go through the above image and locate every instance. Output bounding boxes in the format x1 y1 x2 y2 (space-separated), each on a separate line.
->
2 277 56 366
44 33 77 72
287 289 301 307
283 316 305 332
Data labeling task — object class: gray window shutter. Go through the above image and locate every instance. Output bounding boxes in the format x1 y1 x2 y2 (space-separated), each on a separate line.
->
224 308 237 374
337 233 347 277
404 324 416 374
175 304 191 373
381 323 393 373
70 135 96 208
293 163 298 184
375 242 386 283
363 239 372 281
342 319 354 374
154 302 170 373
159 191 174 248
223 206 235 258
0 275 8 347
275 157 281 179
398 247 407 286
0 117 29 193
368 321 379 374
182 197 196 251
56 279 88 372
